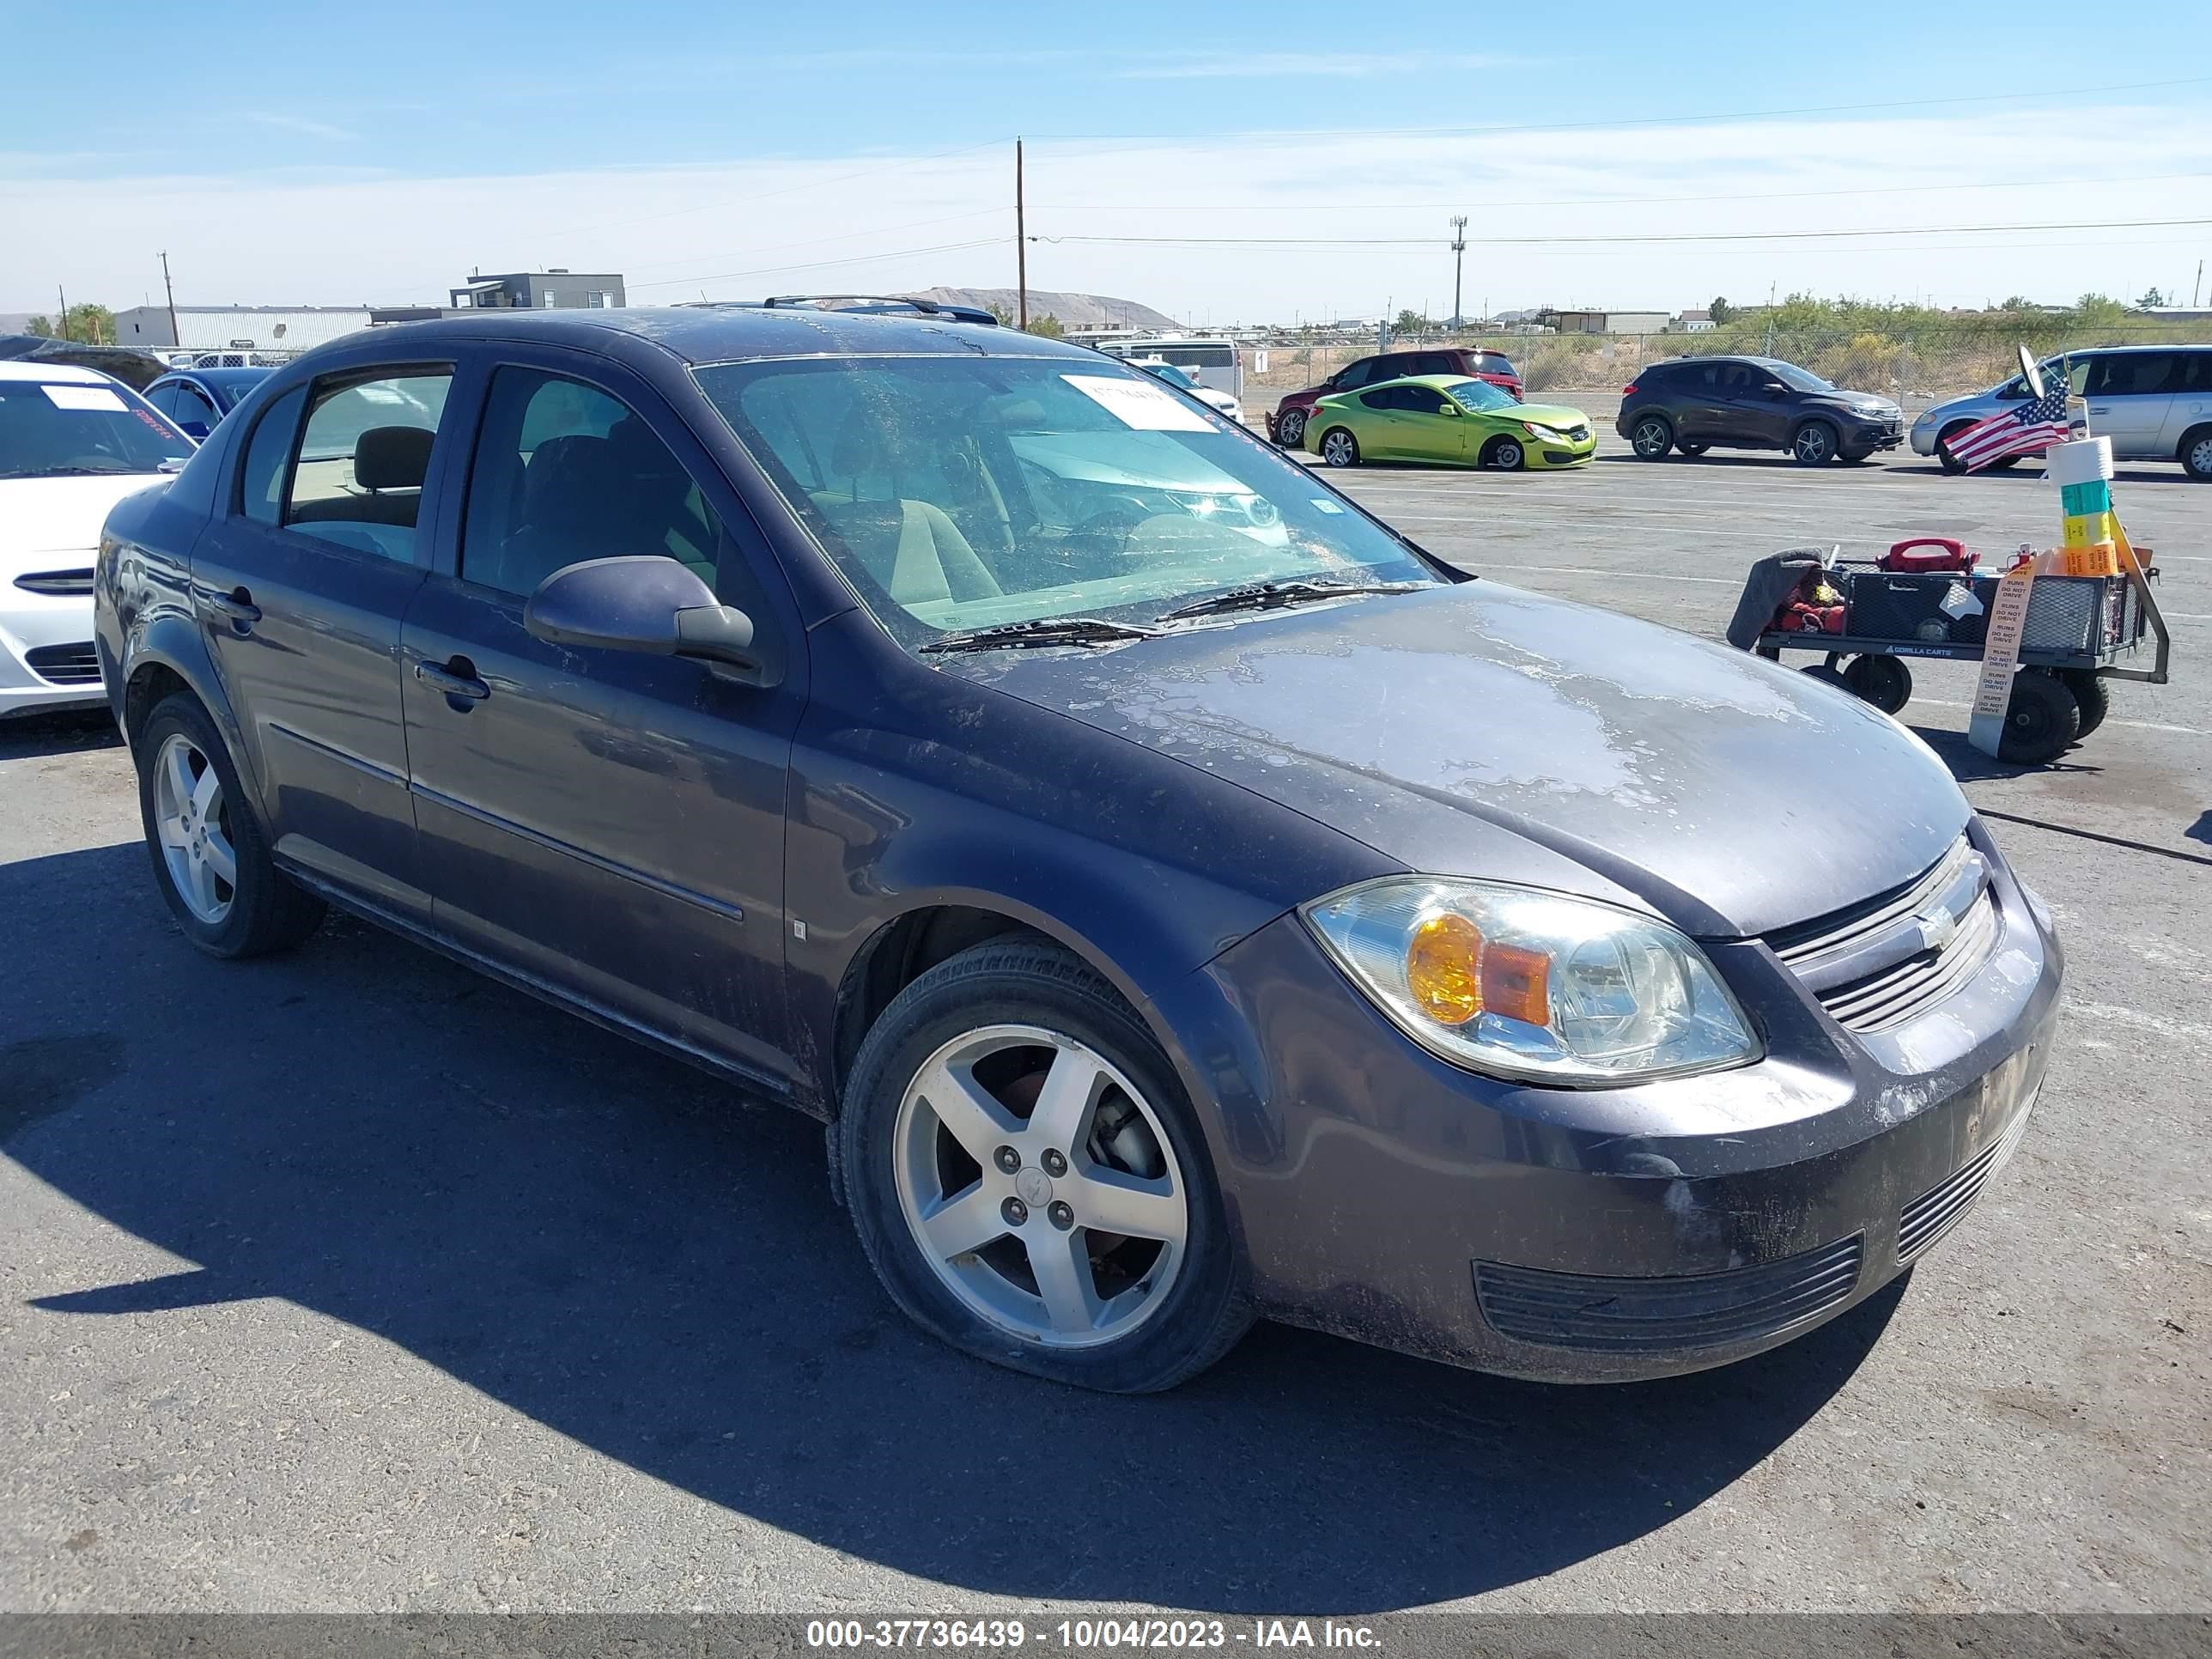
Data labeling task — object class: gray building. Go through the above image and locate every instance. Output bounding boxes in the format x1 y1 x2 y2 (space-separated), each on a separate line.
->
112 304 370 354
449 270 625 310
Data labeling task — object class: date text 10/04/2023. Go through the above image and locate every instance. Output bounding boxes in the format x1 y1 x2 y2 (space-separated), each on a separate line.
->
804 1620 1382 1650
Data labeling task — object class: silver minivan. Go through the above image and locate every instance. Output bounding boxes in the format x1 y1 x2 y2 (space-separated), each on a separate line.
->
1911 343 2212 478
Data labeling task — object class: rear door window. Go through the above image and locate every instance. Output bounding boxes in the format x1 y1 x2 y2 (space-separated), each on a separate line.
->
282 369 453 562
1401 385 1449 415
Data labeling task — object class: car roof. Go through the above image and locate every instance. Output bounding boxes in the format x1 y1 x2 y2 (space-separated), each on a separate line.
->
156 367 272 389
336 306 1096 368
0 359 113 384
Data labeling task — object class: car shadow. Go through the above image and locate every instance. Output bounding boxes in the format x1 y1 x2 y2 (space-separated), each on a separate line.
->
0 708 122 763
1907 725 2106 785
2 842 1899 1613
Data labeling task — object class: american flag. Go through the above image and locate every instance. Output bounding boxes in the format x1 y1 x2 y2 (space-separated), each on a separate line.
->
1945 367 2073 472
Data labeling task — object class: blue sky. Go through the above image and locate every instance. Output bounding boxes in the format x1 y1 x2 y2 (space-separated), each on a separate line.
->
6 3 2210 319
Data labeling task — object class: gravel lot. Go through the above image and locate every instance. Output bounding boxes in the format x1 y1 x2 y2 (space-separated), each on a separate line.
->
3 429 2207 1618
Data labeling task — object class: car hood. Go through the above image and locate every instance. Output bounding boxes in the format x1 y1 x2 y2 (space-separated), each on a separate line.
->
1507 402 1590 428
0 473 173 564
942 582 1968 937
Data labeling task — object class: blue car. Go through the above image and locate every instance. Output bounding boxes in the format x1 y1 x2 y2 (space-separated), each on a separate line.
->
141 367 273 441
94 306 2060 1392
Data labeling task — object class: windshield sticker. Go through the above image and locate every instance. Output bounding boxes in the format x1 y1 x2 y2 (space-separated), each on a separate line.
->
1310 498 1345 514
1062 374 1215 433
42 384 129 413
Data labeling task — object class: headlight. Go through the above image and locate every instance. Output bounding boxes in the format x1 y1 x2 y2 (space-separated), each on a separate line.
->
1520 421 1560 438
1302 878 1761 1085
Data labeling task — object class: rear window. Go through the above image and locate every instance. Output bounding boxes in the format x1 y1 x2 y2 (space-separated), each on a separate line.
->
1477 352 1518 376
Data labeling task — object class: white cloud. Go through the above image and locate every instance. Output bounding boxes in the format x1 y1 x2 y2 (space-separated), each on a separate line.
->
5 106 2209 320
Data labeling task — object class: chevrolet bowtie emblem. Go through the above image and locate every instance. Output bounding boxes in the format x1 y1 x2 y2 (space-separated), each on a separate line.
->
1914 904 1961 952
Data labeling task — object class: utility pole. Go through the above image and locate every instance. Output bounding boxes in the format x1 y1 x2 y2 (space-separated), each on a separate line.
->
1015 138 1028 331
1449 216 1468 331
56 283 69 342
160 250 179 349
2195 258 2204 308
1763 279 1778 356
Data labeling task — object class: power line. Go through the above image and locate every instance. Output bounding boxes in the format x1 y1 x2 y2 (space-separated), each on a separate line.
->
1030 169 2212 216
628 237 1005 290
1023 75 2210 146
624 206 1008 277
1033 216 2212 250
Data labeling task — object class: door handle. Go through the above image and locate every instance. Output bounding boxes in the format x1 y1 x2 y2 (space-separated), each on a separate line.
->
414 658 490 703
2088 405 2111 415
207 586 260 628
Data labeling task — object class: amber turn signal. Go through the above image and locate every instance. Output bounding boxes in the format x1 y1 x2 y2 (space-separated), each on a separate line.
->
1405 914 1553 1030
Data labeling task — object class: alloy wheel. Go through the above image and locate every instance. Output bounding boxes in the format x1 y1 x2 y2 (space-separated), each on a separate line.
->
1321 429 1357 466
892 1024 1188 1348
1632 418 1670 458
1278 411 1306 447
152 732 237 925
1794 423 1836 465
1489 439 1524 471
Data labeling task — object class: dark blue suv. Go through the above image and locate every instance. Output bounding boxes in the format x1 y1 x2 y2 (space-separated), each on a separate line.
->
94 307 2059 1391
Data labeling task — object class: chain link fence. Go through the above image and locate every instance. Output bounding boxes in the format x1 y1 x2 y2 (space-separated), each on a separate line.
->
1243 322 2212 402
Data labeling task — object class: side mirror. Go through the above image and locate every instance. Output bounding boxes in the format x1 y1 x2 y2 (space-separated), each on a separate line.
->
525 556 769 684
1438 403 1462 416
1763 382 1788 398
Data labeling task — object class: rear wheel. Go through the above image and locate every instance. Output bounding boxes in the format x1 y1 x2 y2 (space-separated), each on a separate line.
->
1799 662 1850 693
1275 409 1307 449
1481 435 1526 471
1998 670 2081 764
2180 426 2212 480
135 695 325 957
1318 427 1359 468
1844 654 1913 714
1792 420 1839 465
838 940 1250 1392
2058 669 2110 737
1630 414 1674 459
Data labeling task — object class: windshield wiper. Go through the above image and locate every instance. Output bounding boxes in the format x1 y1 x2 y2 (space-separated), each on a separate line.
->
1157 578 1425 623
920 617 1162 653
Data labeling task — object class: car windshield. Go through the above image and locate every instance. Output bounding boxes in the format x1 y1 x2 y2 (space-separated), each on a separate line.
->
1765 362 1835 392
1444 378 1519 413
0 378 193 478
1136 361 1198 391
696 354 1437 644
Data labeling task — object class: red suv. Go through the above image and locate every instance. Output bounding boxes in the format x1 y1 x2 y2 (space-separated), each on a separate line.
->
1268 348 1522 447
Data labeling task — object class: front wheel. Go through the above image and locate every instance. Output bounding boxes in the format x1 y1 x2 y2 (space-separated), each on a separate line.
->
1275 409 1307 449
1482 435 1525 471
1318 427 1359 468
1792 420 1839 465
1936 424 1972 472
1630 415 1674 459
135 694 325 957
838 940 1251 1392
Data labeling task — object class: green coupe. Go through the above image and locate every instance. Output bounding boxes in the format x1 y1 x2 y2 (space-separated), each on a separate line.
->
1304 374 1596 471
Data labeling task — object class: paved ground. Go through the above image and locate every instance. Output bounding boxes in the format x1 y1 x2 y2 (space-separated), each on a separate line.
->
3 434 2207 1617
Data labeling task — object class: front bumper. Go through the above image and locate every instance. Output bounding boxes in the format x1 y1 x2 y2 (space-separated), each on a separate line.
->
1841 415 1905 453
1526 431 1597 468
2 577 105 717
1170 824 2062 1382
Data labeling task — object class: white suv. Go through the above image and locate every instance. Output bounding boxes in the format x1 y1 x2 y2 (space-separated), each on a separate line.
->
1 362 194 717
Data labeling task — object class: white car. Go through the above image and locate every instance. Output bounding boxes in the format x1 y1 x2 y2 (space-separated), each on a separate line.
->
1131 358 1245 426
2 362 194 718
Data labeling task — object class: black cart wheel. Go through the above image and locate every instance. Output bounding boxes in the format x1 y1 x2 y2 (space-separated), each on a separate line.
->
2058 669 2111 738
1798 662 1850 692
1999 670 2081 763
1843 654 1913 714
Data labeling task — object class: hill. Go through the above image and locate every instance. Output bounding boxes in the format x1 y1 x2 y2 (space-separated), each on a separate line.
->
902 288 1180 331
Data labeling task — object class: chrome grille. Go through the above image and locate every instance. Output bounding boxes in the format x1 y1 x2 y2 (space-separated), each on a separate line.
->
1767 836 2000 1034
14 568 94 597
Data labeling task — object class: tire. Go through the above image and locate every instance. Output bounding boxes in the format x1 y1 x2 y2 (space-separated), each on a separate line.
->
135 694 325 957
1629 414 1674 459
1318 427 1359 468
837 939 1251 1392
1936 424 1973 473
1481 435 1525 471
1275 409 1307 449
2180 425 2212 481
1677 441 1709 457
1997 671 2081 764
2058 669 2110 738
1844 653 1913 714
1798 662 1850 692
1791 420 1839 465
1985 454 2021 471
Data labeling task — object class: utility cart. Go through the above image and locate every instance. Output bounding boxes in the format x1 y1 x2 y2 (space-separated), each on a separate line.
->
1740 539 2172 763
